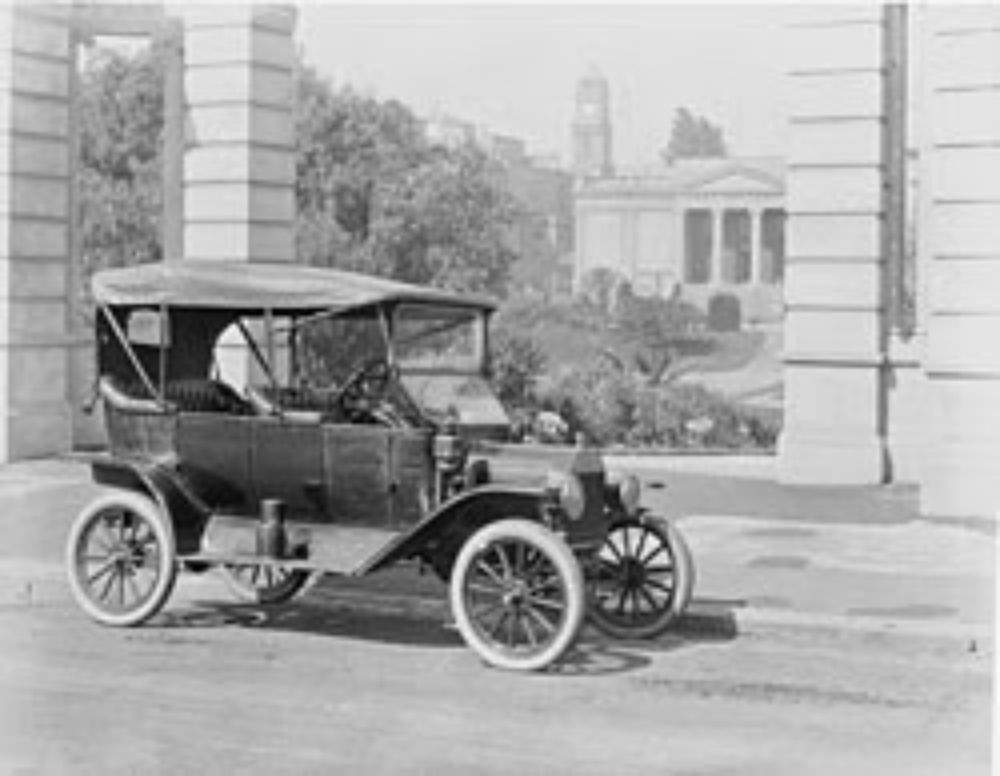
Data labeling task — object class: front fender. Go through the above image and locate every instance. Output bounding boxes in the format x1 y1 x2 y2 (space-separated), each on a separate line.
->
357 485 547 578
91 458 211 554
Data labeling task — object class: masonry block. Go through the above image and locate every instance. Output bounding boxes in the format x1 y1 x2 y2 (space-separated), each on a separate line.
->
787 167 883 213
790 120 883 166
0 52 70 98
930 29 1000 89
925 314 1000 375
931 146 1000 201
933 88 1000 146
784 309 881 361
188 103 293 147
789 72 883 120
787 214 881 259
2 10 71 60
0 176 68 218
927 258 1000 314
784 262 881 308
10 218 66 258
0 133 69 177
184 182 294 223
790 22 884 73
886 354 928 484
185 63 294 109
929 202 1000 257
1 400 72 460
185 144 295 185
0 256 66 300
185 222 294 263
185 24 295 71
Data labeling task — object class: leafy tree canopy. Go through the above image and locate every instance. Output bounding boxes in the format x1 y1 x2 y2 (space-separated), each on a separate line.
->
662 107 728 162
78 52 519 301
78 44 166 285
296 66 518 296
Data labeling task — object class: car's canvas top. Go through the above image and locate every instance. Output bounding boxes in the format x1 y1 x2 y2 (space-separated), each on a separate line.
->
92 261 496 313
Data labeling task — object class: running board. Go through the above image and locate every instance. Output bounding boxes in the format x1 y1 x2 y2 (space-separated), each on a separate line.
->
195 514 399 576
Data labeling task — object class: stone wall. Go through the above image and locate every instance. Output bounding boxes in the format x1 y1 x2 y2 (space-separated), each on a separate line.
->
0 4 73 461
919 6 1000 517
779 6 889 484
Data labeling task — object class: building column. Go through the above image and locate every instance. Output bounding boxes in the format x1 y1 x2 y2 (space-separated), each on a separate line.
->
749 206 762 283
182 4 297 265
710 206 723 283
920 7 1000 517
0 4 74 462
182 5 297 384
779 7 889 484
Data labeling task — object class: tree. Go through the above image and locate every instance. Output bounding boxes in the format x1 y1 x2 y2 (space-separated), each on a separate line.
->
612 290 706 385
78 55 520 302
296 66 519 297
662 107 728 162
489 328 547 409
78 44 167 298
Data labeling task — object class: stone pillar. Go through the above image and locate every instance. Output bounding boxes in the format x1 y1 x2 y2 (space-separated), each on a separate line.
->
0 4 73 461
920 7 1000 517
709 206 722 283
779 7 889 484
749 207 762 283
182 5 297 385
183 4 297 265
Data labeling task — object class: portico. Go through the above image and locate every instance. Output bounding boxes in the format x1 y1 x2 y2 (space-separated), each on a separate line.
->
574 158 785 322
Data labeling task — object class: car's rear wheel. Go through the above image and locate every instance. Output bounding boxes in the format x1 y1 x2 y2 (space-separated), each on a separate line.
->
587 516 695 639
219 563 312 604
450 519 585 672
66 492 177 627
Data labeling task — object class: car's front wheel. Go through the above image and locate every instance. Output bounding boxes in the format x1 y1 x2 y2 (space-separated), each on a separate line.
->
450 519 585 672
66 492 177 627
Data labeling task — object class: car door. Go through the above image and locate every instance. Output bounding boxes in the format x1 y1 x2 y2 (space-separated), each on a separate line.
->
321 423 394 526
250 417 325 520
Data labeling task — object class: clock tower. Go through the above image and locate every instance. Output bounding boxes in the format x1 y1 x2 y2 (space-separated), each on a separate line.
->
572 68 613 178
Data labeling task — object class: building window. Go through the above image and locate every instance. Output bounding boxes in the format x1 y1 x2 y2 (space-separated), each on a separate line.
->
683 209 712 284
722 209 751 284
760 209 785 284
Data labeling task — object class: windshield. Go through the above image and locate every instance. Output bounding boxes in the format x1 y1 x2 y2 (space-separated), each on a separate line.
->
296 313 387 386
393 305 484 374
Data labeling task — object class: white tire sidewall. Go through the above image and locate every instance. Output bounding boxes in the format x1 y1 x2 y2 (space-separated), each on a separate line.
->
450 518 584 672
66 491 177 627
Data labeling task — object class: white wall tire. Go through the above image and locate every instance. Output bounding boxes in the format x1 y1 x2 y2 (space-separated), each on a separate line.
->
450 519 585 672
587 516 695 639
66 492 177 627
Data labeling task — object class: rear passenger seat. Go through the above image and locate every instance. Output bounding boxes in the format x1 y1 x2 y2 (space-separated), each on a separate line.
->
164 379 251 414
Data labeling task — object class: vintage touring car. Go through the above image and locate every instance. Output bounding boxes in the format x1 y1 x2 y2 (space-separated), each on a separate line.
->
67 261 695 671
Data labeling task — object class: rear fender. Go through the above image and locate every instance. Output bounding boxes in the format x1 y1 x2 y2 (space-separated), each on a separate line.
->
91 458 211 555
357 486 546 579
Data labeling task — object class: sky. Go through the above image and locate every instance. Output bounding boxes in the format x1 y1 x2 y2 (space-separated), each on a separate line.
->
295 4 793 169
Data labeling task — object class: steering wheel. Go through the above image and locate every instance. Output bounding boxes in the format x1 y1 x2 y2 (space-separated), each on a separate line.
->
334 359 395 422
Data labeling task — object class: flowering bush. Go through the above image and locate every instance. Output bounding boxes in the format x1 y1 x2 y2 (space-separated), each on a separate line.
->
535 364 779 450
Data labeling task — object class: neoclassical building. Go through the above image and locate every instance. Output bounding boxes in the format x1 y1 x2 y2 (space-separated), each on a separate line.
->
571 72 786 322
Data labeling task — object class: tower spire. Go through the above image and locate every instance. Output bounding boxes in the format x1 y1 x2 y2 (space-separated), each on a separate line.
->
572 67 613 178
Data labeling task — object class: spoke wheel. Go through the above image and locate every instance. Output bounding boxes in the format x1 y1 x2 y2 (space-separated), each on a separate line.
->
219 563 312 605
450 519 584 672
587 517 695 639
66 492 177 627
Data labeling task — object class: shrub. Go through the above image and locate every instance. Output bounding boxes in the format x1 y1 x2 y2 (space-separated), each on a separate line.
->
536 363 780 450
489 329 546 408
